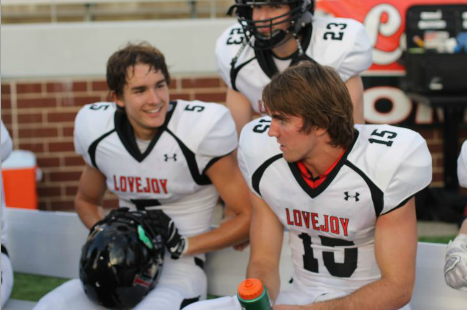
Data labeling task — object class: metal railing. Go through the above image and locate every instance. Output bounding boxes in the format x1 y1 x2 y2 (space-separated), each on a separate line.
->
1 0 233 23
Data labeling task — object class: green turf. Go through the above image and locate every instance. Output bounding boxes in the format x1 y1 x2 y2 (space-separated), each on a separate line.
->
418 235 455 244
11 273 69 302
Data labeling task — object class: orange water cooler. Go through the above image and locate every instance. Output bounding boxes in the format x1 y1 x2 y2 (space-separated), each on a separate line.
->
1 150 39 209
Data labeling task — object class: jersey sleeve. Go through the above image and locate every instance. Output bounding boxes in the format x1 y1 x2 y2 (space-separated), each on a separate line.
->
238 121 261 197
337 19 372 81
238 117 281 197
197 103 238 157
458 140 467 187
215 23 244 89
1 120 13 162
74 102 116 167
74 107 89 163
382 133 432 214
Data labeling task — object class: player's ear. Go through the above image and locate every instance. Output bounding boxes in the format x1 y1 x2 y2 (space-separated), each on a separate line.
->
111 91 125 108
314 126 327 137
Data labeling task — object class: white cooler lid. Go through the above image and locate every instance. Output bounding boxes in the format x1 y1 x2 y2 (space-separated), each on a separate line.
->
1 150 37 169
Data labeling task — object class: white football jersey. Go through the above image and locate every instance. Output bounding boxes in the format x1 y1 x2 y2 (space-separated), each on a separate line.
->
458 141 467 187
216 17 372 114
238 117 432 292
1 121 13 246
74 100 237 237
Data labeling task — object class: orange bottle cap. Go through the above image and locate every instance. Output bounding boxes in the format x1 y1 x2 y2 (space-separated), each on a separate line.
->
238 278 264 300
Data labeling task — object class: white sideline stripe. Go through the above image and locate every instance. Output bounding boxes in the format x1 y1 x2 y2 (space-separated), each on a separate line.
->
4 208 467 309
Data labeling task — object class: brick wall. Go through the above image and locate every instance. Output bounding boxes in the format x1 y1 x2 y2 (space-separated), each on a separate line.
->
1 76 466 211
1 76 228 211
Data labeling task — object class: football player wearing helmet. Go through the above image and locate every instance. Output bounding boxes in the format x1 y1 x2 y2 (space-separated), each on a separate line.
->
444 141 467 291
185 62 431 310
216 0 372 134
1 120 13 308
33 42 251 310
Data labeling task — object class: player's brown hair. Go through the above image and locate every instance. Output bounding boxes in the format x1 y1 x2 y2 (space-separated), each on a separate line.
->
106 42 170 99
262 61 354 148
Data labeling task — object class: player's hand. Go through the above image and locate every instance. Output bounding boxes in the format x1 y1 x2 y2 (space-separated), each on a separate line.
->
89 207 130 231
233 240 250 251
107 207 130 217
444 234 467 291
145 210 188 259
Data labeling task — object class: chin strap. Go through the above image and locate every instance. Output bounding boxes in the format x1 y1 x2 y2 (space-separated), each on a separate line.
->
292 30 305 57
230 38 249 70
230 37 255 91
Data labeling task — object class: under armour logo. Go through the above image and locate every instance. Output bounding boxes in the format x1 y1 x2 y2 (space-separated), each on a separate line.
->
344 192 360 201
164 154 177 162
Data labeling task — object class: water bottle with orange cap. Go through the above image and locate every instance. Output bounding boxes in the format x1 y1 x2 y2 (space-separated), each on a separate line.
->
237 278 272 310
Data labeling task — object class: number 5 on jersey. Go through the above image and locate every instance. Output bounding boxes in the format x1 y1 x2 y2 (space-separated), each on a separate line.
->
253 119 271 134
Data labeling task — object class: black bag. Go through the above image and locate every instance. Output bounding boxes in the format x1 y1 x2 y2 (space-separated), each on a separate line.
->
401 4 467 95
415 187 467 226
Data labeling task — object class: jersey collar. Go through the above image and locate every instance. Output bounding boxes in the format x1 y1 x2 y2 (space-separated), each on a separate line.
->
114 101 177 163
296 148 347 189
288 129 359 198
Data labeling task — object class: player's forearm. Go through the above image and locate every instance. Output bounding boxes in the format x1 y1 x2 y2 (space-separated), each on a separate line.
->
184 210 250 255
303 277 413 310
75 197 103 229
345 75 365 125
246 260 281 302
352 103 364 125
230 109 253 137
225 88 254 135
191 161 252 254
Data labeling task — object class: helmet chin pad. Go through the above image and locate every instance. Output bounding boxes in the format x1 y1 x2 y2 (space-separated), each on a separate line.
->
230 0 313 50
255 28 285 41
253 28 290 50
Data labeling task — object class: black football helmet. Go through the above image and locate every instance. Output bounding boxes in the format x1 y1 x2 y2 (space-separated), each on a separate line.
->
79 209 164 310
228 0 314 50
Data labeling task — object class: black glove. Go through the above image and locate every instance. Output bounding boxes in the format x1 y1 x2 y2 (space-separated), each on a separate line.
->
107 207 130 217
145 210 188 259
89 207 131 232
